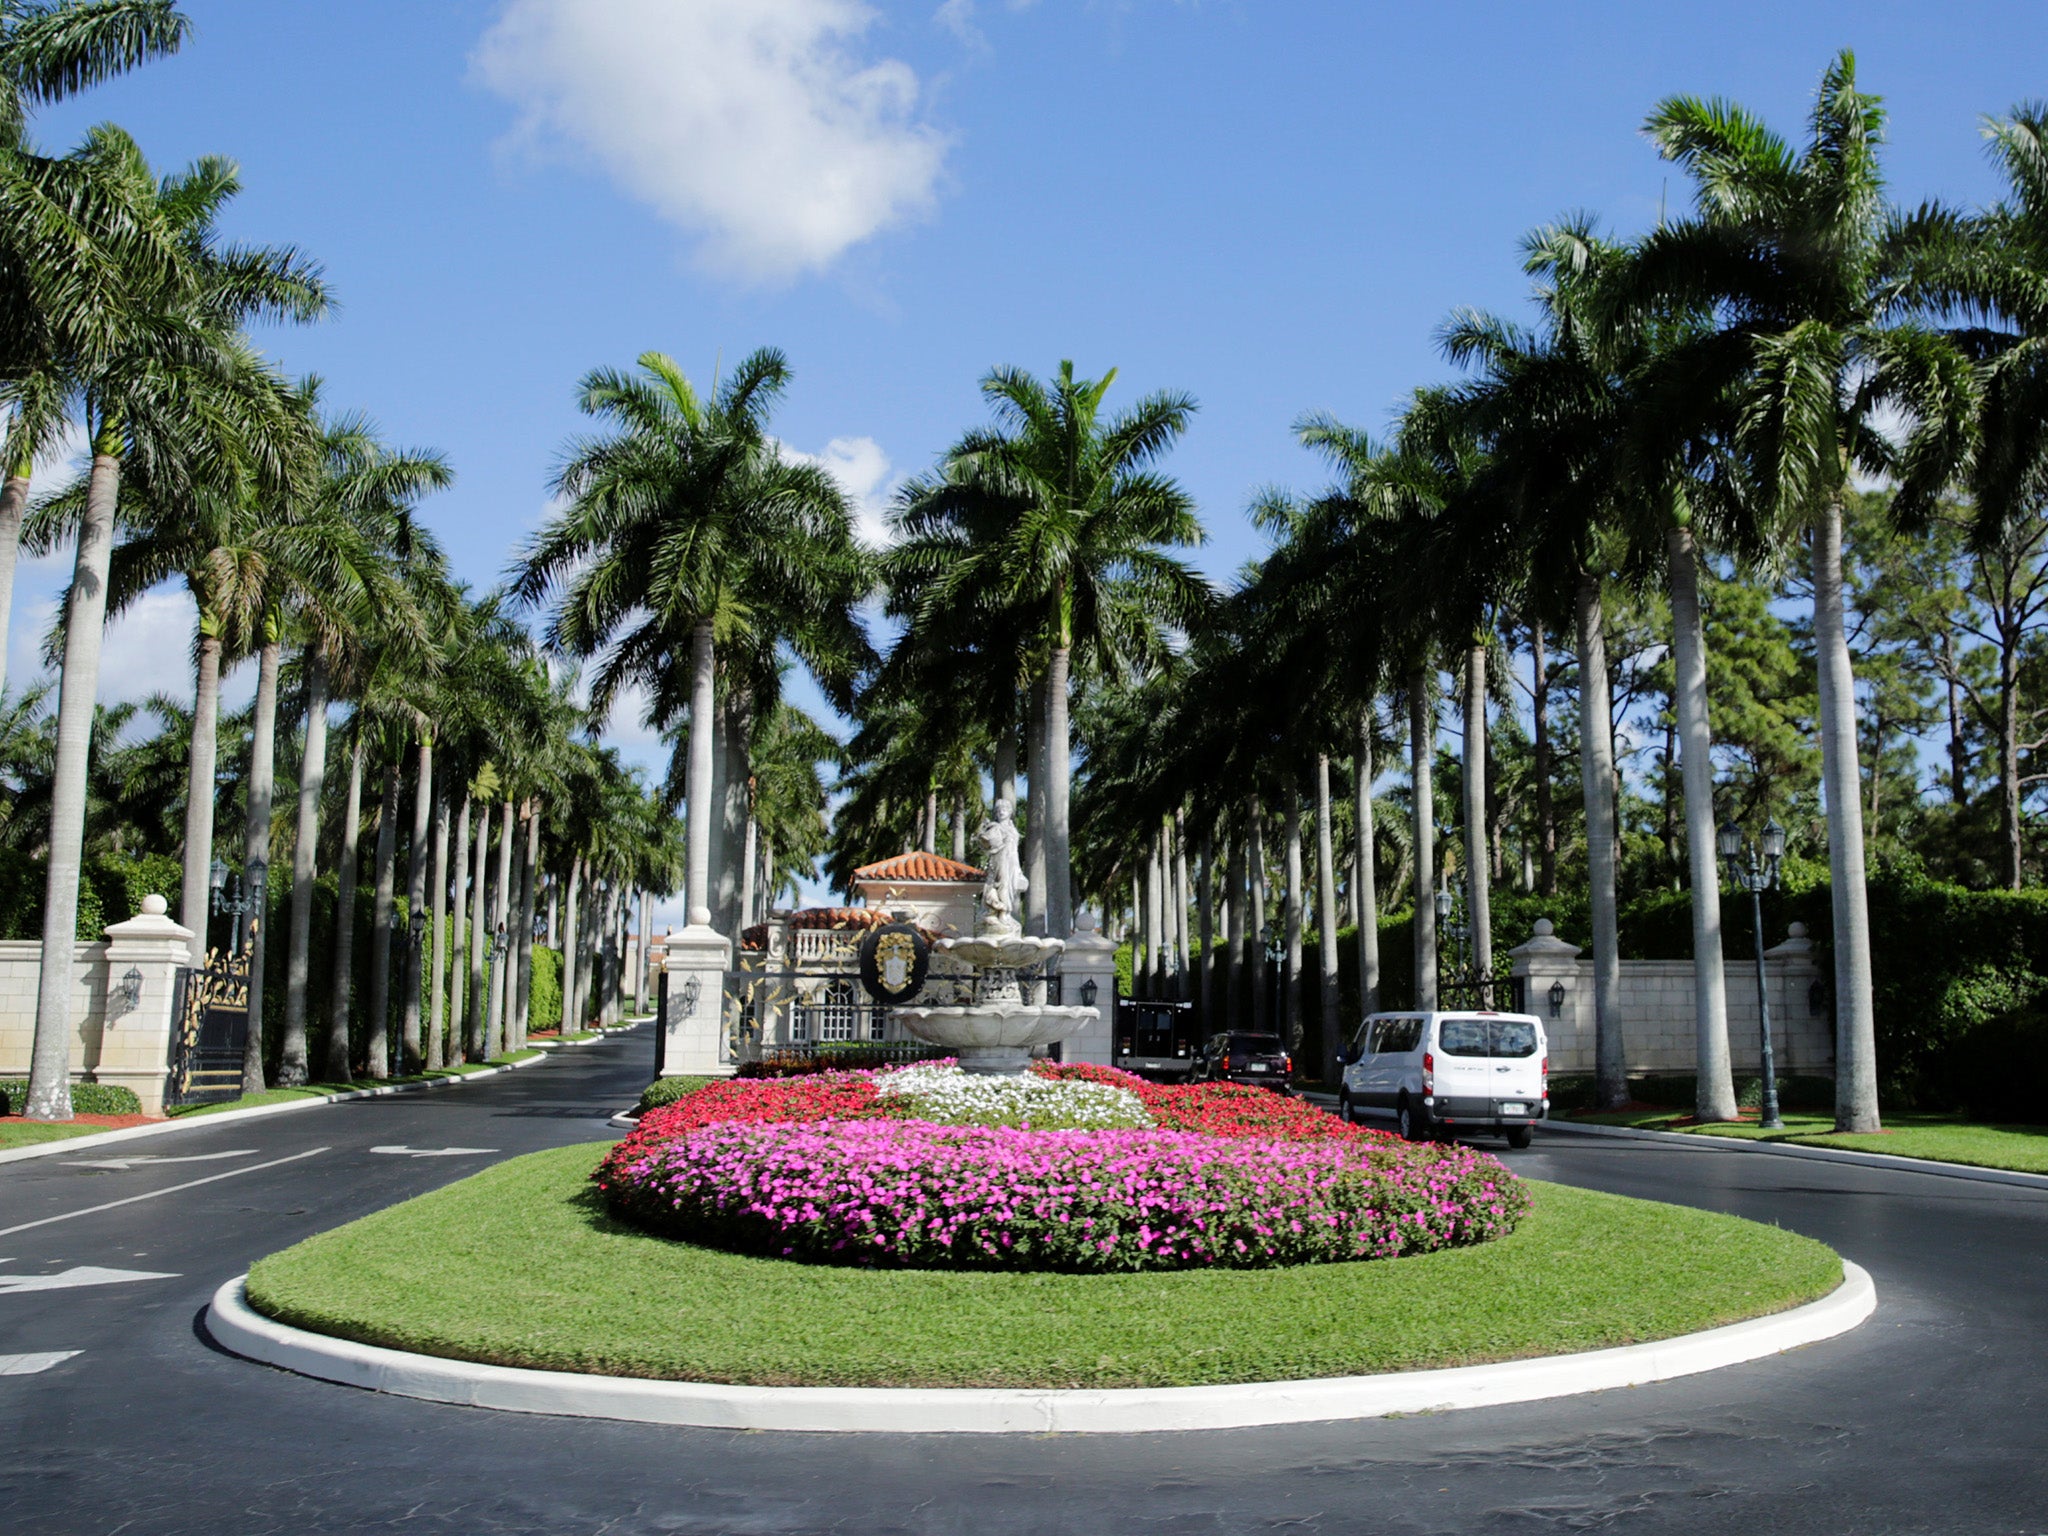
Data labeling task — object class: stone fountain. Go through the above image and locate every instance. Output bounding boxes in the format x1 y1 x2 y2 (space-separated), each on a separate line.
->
892 800 1098 1075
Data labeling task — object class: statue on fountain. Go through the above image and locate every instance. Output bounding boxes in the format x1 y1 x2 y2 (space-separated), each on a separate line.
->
976 798 1028 936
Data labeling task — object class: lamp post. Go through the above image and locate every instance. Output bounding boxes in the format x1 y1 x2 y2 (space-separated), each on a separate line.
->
1434 882 1477 1001
208 856 264 958
1718 819 1787 1131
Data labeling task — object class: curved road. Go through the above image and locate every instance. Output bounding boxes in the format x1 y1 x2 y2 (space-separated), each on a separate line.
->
3 1031 2044 1534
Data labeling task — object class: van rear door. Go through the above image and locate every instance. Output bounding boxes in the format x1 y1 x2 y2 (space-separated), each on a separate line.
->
1488 1017 1545 1116
1431 1017 1497 1104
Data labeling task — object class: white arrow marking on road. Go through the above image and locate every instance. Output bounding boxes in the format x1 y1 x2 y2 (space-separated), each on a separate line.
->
0 1265 178 1295
0 1147 330 1239
63 1149 258 1171
368 1146 498 1158
0 1350 81 1375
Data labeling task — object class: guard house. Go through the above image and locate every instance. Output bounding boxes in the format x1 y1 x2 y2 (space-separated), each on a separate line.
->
727 852 986 1060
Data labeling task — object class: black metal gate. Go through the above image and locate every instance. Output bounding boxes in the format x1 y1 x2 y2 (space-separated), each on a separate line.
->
165 948 252 1107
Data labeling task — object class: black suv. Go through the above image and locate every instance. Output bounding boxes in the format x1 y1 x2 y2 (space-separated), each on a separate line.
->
1192 1031 1293 1092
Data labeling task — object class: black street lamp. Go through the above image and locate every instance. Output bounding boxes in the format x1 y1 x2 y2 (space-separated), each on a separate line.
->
208 856 264 957
1718 819 1787 1132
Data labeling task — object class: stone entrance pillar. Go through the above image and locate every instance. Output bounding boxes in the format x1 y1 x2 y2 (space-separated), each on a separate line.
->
1507 918 1592 1076
659 922 732 1077
1058 910 1118 1067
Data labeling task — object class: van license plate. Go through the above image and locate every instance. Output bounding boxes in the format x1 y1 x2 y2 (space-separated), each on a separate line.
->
1248 1064 1268 1073
1499 1103 1526 1115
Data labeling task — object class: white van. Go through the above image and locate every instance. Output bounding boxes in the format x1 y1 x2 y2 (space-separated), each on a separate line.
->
1336 1011 1549 1148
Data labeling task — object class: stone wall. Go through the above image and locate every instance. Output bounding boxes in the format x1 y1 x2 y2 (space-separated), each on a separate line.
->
1508 919 1833 1081
0 896 196 1114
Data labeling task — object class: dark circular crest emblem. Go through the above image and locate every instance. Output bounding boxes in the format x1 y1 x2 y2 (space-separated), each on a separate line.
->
858 921 930 1006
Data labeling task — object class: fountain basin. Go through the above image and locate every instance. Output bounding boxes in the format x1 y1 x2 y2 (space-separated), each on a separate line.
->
893 1003 1100 1076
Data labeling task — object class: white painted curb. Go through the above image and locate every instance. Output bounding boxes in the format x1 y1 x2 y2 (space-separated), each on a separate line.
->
0 1050 565 1167
207 1262 1874 1435
1542 1118 2048 1193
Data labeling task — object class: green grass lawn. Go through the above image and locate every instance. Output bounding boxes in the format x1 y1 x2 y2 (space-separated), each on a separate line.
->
0 1119 114 1149
1560 1106 2048 1175
168 1051 545 1119
246 1143 1843 1390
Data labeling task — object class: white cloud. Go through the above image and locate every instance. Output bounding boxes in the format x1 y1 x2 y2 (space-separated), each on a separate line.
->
474 0 951 281
7 574 201 707
933 0 1039 46
783 434 901 548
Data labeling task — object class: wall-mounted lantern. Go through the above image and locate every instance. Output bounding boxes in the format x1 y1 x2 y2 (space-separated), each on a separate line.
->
1547 980 1566 1018
680 974 702 1018
1079 977 1098 1009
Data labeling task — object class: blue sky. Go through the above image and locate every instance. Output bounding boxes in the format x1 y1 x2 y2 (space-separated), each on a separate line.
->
8 0 2042 917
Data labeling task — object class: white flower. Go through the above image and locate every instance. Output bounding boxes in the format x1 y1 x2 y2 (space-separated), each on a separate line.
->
875 1064 1152 1130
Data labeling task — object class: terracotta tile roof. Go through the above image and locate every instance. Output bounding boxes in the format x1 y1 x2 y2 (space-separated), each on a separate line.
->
789 906 890 930
851 851 985 883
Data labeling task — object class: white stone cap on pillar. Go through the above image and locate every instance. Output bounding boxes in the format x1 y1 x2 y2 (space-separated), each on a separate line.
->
662 921 731 969
105 893 197 960
1508 918 1582 962
1063 909 1117 958
1765 921 1814 961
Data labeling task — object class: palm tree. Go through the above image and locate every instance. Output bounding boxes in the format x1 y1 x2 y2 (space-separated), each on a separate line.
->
21 132 324 1120
0 1 190 676
1620 51 1901 1131
515 347 869 940
892 361 1208 938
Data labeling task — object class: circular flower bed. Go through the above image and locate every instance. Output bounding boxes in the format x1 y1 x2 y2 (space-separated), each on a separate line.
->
598 1061 1530 1273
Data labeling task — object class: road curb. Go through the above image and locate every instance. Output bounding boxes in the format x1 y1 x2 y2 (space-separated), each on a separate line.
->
0 1048 575 1168
206 1262 1875 1435
1541 1118 2048 1192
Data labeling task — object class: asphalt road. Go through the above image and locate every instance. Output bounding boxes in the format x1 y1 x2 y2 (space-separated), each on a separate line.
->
4 1032 2045 1535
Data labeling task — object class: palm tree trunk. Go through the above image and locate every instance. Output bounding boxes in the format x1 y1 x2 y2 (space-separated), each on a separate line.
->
365 760 399 1080
2000 630 2023 889
278 650 330 1085
448 794 471 1058
1045 644 1073 939
685 617 716 926
466 801 488 1056
1142 837 1160 997
1355 715 1380 1016
1283 787 1304 1054
560 856 582 1032
323 740 364 1083
1943 632 1968 805
23 443 118 1120
487 799 514 1053
1315 753 1341 1082
1531 624 1556 896
921 790 937 855
515 806 541 1043
1248 794 1269 1031
1814 497 1879 1132
1667 525 1736 1121
1174 808 1192 1002
240 634 281 1095
428 789 450 1070
177 623 224 946
1577 574 1625 1109
1223 828 1242 1030
993 728 1018 814
400 737 432 1072
1197 829 1215 1027
635 886 651 1016
952 797 967 863
1462 643 1493 996
1410 669 1438 1013
738 812 758 935
1024 674 1048 936
0 465 29 689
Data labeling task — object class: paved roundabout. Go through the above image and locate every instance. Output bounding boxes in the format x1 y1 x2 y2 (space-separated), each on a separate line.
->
3 1029 2043 1534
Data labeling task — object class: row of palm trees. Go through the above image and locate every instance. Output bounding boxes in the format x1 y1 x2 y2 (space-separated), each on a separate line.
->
11 1 703 1120
838 55 2048 1140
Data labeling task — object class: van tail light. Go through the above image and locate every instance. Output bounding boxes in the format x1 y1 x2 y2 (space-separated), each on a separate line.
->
1541 1056 1550 1099
1422 1051 1434 1094
1283 1054 1293 1075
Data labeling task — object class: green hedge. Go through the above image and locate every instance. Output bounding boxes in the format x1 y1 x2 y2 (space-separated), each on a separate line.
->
528 945 563 1033
636 1075 714 1113
0 1078 143 1116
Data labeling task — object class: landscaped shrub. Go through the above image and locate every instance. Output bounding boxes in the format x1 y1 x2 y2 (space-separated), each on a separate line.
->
598 1119 1528 1272
636 1075 715 1114
737 1043 950 1078
528 946 562 1033
0 1079 142 1116
1952 1005 2048 1124
1547 1073 1835 1115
